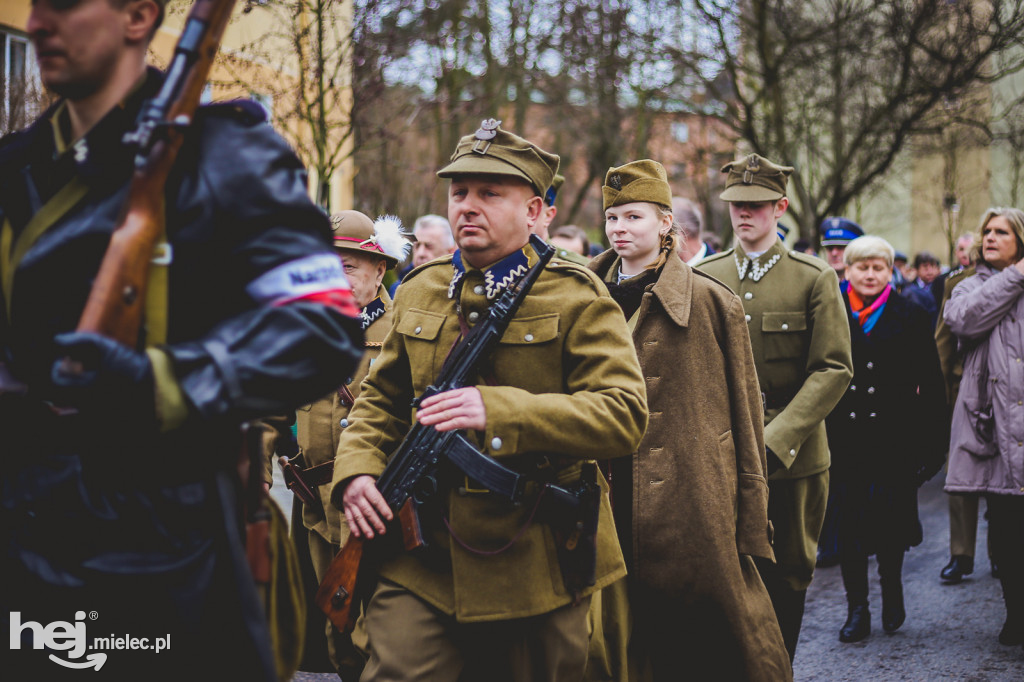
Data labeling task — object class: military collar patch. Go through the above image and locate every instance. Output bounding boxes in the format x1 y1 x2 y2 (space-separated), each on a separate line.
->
360 296 386 330
735 251 781 282
448 246 531 300
484 248 529 299
448 254 467 299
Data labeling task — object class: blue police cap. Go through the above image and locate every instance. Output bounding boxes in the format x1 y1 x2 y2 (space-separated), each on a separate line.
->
820 217 864 246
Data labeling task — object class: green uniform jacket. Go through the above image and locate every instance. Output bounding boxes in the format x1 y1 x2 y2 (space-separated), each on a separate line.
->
697 238 853 479
330 245 647 622
296 286 393 546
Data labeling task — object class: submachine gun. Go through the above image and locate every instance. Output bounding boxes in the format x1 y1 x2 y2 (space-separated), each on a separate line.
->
316 234 602 632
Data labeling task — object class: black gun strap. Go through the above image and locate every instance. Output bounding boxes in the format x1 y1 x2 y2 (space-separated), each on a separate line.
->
446 431 527 503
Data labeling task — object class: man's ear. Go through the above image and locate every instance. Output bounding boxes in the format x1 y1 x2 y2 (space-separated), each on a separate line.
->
125 0 161 43
524 195 544 227
374 258 387 287
774 197 790 218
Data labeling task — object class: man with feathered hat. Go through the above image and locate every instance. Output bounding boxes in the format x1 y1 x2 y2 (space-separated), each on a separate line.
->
287 211 411 678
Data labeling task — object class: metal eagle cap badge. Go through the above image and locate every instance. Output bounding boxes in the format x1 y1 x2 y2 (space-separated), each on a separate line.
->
609 174 622 190
475 119 501 141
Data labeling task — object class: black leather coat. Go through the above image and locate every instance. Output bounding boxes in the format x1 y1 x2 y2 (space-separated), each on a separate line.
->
0 70 362 679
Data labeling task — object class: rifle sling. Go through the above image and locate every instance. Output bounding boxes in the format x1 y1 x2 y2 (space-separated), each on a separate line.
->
445 431 527 503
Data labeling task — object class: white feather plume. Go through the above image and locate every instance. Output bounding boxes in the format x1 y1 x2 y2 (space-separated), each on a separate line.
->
373 215 413 262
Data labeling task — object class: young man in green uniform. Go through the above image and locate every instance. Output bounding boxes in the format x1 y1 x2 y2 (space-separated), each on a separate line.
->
329 120 648 681
697 154 853 661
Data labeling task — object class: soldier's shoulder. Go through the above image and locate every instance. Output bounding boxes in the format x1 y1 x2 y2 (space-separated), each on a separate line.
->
694 249 735 276
546 258 609 296
786 249 830 272
399 255 454 287
696 248 735 268
689 266 737 298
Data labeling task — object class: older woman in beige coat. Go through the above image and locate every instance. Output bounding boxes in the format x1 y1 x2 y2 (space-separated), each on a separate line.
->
586 160 790 681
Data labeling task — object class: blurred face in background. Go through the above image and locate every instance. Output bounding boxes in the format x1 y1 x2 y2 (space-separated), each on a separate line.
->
917 261 940 284
955 235 973 267
825 245 847 276
412 223 455 267
846 257 892 303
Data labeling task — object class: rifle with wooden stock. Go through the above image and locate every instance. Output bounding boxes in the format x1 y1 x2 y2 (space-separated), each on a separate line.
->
316 235 602 632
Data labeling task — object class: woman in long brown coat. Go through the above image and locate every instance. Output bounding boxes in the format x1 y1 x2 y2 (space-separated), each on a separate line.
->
586 160 790 681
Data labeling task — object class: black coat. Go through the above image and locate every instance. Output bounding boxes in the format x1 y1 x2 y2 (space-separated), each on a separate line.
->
0 69 362 679
827 291 948 485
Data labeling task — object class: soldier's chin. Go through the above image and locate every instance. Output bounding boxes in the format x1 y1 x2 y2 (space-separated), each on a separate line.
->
44 78 101 102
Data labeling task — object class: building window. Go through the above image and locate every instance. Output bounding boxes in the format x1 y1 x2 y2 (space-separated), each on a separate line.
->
2 27 41 133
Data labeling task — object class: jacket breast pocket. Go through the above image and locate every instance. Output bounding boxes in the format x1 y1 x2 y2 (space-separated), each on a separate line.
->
493 313 561 390
396 308 448 389
762 312 807 362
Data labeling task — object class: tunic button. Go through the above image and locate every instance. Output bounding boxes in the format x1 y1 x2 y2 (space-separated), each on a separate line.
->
414 326 422 334
866 362 874 369
340 418 349 428
789 449 796 456
745 314 752 322
468 312 480 323
781 323 789 330
491 437 503 450
850 385 857 392
867 387 875 394
474 285 485 295
744 292 753 300
869 413 877 418
849 412 857 419
524 333 534 342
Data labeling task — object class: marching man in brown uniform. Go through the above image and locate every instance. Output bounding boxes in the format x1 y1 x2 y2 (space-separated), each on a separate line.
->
285 211 411 677
697 154 853 661
329 120 648 681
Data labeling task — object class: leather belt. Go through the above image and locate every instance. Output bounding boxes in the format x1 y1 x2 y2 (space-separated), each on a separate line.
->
279 453 334 506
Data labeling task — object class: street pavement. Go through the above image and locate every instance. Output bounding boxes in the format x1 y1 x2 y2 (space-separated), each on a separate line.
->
281 472 1024 681
794 474 1022 681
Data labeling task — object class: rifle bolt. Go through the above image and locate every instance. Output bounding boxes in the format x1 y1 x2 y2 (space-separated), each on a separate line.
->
122 285 137 305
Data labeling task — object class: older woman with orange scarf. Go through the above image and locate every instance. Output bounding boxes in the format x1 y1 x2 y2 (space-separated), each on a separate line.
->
826 235 948 643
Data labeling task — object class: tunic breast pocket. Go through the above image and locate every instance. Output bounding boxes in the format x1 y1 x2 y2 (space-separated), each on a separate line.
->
395 308 448 390
492 313 561 390
762 312 807 362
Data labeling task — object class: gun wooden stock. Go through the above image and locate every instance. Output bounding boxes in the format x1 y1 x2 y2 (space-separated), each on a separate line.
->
315 535 366 633
76 0 239 345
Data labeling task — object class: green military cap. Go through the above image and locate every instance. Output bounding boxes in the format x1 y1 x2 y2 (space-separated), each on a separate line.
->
437 118 559 197
602 159 672 211
719 153 794 202
330 211 411 269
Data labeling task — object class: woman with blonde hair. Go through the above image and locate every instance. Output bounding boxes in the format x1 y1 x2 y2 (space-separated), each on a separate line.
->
825 235 947 643
586 160 790 681
944 207 1024 651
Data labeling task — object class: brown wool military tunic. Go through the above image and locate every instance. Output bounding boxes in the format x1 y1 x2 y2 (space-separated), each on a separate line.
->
330 245 648 622
296 285 394 546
